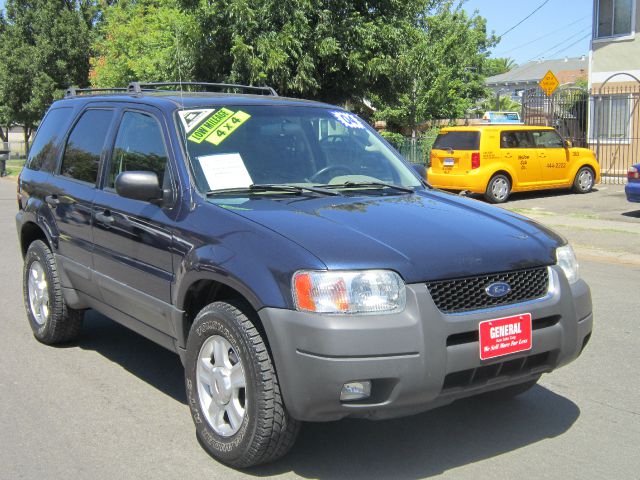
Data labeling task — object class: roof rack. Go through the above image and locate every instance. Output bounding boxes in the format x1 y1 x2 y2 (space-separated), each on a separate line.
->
65 87 128 98
127 81 278 96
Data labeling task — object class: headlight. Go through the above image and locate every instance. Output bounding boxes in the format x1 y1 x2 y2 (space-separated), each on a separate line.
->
556 244 579 284
292 270 406 314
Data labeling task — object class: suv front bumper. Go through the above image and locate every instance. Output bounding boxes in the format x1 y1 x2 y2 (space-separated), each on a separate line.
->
259 266 592 422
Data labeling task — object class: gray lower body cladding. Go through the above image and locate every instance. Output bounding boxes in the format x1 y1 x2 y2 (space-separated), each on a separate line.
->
259 266 592 422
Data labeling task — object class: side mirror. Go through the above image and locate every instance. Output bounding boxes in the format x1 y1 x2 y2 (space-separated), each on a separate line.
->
412 163 427 179
564 139 572 148
115 171 164 204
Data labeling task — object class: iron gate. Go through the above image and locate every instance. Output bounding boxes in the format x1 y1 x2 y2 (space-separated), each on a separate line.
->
521 85 588 148
590 82 640 184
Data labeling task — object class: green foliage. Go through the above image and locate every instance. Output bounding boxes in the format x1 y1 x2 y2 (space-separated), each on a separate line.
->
379 131 406 149
372 1 498 132
0 1 92 150
477 92 521 114
483 57 517 78
91 0 200 87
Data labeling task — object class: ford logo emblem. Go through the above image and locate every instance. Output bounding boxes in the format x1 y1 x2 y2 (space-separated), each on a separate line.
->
485 282 511 298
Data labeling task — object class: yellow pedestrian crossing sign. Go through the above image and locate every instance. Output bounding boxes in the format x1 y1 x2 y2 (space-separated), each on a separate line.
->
539 70 559 96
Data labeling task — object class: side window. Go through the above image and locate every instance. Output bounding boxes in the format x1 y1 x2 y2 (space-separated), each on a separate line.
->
26 107 74 172
106 111 169 190
60 109 114 184
500 131 533 149
532 130 564 148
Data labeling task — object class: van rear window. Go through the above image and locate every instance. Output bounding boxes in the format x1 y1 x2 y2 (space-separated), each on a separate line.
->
432 131 480 151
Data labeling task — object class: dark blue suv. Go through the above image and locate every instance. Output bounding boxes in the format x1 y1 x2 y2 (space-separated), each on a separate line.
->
16 82 593 467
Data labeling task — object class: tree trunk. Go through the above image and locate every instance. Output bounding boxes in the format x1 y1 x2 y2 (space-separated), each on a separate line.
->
0 125 7 143
23 126 31 158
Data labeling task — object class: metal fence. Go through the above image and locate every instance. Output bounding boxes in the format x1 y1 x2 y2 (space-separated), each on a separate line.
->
590 84 640 184
398 129 440 165
521 85 588 148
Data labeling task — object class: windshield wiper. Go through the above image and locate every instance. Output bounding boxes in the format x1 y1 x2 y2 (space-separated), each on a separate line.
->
207 183 341 196
316 181 416 194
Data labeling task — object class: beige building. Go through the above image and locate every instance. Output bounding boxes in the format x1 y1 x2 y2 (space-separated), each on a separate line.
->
589 0 640 178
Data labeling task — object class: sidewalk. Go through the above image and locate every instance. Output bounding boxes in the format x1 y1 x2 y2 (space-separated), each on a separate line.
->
500 184 640 266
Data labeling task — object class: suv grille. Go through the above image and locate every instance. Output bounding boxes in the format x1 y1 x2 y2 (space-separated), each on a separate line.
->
426 267 549 314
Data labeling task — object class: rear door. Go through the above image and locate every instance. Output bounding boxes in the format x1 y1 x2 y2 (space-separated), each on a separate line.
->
49 108 116 298
91 106 177 335
532 129 569 184
431 130 481 173
499 130 542 187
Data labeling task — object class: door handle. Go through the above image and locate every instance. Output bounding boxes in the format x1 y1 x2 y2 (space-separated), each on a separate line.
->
95 210 115 226
45 195 59 207
505 153 512 158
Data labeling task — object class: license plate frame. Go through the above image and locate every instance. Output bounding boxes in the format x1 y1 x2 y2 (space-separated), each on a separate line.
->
479 313 532 360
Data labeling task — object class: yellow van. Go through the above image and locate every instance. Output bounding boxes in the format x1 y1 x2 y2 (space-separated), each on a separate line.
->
427 125 600 203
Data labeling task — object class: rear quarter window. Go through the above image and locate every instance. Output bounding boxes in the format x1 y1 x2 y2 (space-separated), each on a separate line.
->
432 131 480 151
26 107 75 172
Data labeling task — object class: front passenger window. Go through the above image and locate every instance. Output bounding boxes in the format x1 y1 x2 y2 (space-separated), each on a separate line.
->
107 111 169 190
532 130 564 148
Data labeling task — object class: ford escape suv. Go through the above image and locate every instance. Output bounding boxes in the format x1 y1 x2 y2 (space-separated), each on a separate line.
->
16 82 593 468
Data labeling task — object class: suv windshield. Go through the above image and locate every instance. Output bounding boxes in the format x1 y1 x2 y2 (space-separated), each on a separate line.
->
177 105 422 193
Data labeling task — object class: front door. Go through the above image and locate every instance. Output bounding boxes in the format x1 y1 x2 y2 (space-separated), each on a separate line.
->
91 107 178 335
532 130 570 184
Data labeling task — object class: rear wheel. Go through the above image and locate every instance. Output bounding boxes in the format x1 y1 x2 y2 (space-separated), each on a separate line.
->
185 301 300 468
484 174 511 203
573 166 595 193
23 240 83 344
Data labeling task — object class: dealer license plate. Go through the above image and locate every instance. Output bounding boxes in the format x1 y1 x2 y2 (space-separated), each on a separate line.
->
443 157 454 167
479 313 532 360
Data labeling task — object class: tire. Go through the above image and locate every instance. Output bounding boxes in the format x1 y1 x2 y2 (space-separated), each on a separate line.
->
480 377 539 400
23 240 84 344
484 174 511 203
573 166 595 194
185 301 300 468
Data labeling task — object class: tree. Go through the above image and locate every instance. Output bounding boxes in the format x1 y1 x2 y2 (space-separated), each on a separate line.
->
372 1 498 133
90 0 200 87
184 0 434 105
0 1 92 154
483 57 517 78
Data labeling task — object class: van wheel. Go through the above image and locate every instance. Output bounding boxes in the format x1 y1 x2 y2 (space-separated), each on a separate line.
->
185 301 300 468
573 166 595 193
484 174 511 203
23 240 84 344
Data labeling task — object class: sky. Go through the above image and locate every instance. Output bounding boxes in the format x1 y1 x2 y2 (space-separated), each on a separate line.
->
0 0 593 67
463 0 593 66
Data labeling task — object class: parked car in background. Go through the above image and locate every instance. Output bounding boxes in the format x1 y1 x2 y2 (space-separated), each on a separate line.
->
428 125 601 203
626 164 640 203
16 82 593 468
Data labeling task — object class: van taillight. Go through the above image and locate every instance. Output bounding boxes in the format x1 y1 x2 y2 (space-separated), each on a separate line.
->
471 152 480 169
628 166 639 179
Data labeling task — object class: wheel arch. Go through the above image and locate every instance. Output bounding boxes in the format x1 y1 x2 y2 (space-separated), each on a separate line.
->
20 221 52 258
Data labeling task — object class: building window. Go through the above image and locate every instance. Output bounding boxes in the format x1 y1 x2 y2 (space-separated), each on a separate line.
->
590 94 632 141
596 0 633 38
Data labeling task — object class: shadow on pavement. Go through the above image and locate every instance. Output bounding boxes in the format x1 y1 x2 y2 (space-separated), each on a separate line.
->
252 385 579 479
621 209 640 218
76 311 580 479
77 310 187 404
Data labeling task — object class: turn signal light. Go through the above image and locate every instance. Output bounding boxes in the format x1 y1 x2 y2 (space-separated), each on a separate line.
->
628 166 639 180
471 152 480 169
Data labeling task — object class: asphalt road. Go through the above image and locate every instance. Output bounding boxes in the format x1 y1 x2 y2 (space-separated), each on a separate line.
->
1 178 639 480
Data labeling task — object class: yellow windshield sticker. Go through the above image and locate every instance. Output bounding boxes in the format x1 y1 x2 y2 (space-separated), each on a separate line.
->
188 108 234 143
205 111 251 146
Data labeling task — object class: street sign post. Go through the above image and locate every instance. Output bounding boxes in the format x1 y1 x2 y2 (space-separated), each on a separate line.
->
539 70 560 97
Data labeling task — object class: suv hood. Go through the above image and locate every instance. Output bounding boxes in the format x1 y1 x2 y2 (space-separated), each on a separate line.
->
210 191 563 283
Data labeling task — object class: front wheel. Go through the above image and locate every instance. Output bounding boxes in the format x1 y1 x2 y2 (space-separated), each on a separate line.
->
484 174 511 203
573 166 595 193
23 240 83 344
185 301 300 468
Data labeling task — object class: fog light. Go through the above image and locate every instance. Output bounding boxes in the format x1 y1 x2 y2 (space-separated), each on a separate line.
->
340 381 371 401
